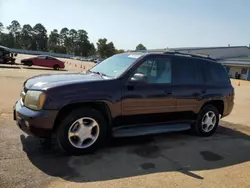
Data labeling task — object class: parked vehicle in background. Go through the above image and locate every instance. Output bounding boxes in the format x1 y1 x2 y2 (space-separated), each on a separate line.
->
21 55 65 70
95 58 104 64
87 57 95 62
13 51 234 155
80 57 87 61
0 45 17 64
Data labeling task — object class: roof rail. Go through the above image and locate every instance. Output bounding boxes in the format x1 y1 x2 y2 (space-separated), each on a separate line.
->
131 49 217 61
163 50 215 60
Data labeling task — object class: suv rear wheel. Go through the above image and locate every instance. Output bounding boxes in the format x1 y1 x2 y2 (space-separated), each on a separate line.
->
193 105 219 136
56 107 107 155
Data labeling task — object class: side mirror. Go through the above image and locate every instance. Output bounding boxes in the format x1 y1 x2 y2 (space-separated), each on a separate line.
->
129 73 148 84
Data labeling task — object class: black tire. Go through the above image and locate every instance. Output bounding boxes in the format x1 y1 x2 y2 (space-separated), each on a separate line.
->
23 60 33 67
56 107 107 155
192 105 219 137
53 64 60 70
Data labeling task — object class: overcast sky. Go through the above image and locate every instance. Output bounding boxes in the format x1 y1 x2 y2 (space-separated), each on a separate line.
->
1 0 250 50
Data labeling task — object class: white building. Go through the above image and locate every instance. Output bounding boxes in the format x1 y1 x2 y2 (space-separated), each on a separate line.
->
171 46 250 59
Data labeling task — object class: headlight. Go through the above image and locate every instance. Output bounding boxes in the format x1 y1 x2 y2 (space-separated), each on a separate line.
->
24 90 46 111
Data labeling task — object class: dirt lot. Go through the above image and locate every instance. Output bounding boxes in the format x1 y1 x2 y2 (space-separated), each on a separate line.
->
0 54 250 188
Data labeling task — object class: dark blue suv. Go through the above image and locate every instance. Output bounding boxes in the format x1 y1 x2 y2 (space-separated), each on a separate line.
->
13 51 234 154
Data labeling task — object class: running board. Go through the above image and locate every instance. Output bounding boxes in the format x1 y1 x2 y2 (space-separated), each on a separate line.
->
112 123 192 137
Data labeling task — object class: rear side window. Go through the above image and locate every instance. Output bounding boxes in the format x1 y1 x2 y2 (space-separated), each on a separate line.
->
37 56 46 59
194 59 229 85
194 59 206 84
173 57 196 85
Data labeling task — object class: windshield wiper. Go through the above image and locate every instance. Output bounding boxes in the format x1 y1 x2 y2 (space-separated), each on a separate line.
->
88 70 108 77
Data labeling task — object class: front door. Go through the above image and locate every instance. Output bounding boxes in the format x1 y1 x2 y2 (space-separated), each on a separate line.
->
121 56 177 126
46 56 57 67
34 55 47 66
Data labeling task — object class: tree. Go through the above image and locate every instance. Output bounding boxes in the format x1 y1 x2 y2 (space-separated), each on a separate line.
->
33 23 48 51
106 42 116 57
75 29 92 56
0 33 15 47
0 22 3 32
7 20 21 35
88 43 96 56
0 20 117 57
7 20 22 48
97 38 116 58
48 29 60 52
68 29 77 54
136 43 147 51
116 49 125 54
0 22 4 45
60 27 70 51
20 24 34 50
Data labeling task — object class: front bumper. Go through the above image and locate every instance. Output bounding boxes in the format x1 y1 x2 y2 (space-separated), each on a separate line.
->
13 100 58 137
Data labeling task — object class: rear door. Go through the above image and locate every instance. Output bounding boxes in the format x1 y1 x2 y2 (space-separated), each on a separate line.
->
172 56 204 121
195 59 233 110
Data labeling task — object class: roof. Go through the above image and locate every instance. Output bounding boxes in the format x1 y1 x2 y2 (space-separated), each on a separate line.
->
171 46 249 51
124 51 216 62
145 46 250 52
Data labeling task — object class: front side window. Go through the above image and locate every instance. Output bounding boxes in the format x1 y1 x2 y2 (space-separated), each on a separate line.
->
37 56 46 59
134 57 172 84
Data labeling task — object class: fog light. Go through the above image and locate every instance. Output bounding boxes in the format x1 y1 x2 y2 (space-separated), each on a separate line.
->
24 121 30 128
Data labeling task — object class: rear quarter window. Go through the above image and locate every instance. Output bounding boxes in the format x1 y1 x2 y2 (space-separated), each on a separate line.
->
208 61 230 85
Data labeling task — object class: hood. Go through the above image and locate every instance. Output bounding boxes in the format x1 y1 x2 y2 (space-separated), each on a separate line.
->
24 72 107 90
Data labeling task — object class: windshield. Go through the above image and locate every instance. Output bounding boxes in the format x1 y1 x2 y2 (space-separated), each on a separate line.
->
89 53 141 77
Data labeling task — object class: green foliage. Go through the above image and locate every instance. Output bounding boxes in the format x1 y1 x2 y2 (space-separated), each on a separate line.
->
0 22 3 32
97 38 116 58
20 24 33 50
136 43 147 51
116 49 125 54
7 20 21 48
0 20 125 57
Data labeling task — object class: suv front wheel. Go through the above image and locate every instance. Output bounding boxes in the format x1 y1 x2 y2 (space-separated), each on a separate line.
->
193 105 220 136
56 107 107 155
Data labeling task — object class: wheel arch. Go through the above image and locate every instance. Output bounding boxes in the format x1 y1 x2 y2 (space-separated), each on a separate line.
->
21 59 33 65
200 100 224 116
53 101 112 132
53 64 60 69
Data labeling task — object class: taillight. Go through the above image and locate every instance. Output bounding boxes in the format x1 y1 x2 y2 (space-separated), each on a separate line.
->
231 87 235 100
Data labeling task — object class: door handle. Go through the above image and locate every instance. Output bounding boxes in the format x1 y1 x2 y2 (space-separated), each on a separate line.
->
127 85 135 91
201 90 206 94
193 93 200 97
164 91 172 96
